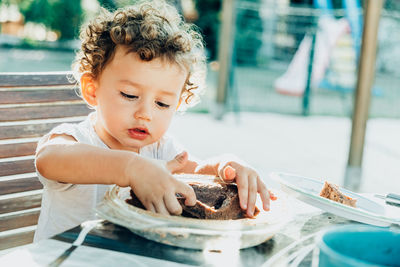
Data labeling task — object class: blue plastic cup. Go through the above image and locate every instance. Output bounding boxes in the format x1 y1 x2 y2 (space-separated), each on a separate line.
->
317 224 400 267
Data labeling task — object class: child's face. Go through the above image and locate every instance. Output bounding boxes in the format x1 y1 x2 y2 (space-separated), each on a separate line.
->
91 46 187 152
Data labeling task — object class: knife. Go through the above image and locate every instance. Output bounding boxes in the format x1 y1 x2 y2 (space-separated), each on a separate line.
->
374 193 400 207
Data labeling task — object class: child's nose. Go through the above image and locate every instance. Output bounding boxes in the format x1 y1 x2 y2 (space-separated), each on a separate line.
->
134 102 152 121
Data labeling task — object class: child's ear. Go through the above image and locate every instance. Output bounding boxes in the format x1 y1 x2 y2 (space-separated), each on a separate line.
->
80 73 98 107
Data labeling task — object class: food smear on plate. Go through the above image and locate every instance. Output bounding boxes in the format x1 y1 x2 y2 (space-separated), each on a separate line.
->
319 181 357 207
126 181 260 220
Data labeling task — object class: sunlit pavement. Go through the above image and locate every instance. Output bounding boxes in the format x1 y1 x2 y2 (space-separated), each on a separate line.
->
169 112 400 194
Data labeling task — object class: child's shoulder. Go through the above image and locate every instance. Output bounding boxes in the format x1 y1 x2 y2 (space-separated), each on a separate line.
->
50 113 93 138
37 112 102 148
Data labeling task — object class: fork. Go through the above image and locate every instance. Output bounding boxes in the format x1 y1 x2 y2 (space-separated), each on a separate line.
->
48 220 101 267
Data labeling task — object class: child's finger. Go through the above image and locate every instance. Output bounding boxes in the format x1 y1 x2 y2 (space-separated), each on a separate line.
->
268 190 278 201
166 151 188 173
257 179 270 211
143 202 156 213
236 171 248 210
246 175 258 217
163 193 183 215
154 200 170 216
176 181 197 206
222 165 236 181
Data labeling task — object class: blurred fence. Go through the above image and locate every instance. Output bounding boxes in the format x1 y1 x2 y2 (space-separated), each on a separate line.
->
216 0 400 118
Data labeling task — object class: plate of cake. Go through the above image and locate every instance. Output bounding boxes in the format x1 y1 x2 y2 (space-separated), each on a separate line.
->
96 174 291 250
270 172 400 227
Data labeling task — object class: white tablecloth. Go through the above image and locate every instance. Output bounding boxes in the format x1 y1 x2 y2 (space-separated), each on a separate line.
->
0 239 192 267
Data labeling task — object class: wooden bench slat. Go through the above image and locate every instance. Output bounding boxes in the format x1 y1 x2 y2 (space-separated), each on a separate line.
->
0 176 42 195
0 104 91 122
0 89 81 104
0 123 58 140
0 210 40 232
0 230 35 250
0 142 37 158
0 117 85 140
0 159 35 176
0 193 42 214
0 120 81 140
0 72 76 88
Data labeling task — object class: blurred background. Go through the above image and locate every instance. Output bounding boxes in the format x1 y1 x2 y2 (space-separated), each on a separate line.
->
1 0 399 117
0 0 399 192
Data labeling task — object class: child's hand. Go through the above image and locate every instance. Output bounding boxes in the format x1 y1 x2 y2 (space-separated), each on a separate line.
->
126 152 196 216
218 162 276 217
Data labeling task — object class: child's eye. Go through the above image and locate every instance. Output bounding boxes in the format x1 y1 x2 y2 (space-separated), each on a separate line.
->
120 92 138 100
156 101 170 108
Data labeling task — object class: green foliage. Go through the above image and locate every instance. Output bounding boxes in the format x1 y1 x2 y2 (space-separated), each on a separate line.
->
98 0 117 11
51 0 83 39
194 0 221 61
4 0 83 40
235 0 264 65
194 0 264 65
19 0 53 27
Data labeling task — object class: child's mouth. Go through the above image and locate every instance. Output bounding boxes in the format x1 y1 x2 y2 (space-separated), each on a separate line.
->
128 128 149 140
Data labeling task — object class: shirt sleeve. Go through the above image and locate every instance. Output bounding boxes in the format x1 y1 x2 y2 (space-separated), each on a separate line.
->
36 123 85 154
35 123 84 191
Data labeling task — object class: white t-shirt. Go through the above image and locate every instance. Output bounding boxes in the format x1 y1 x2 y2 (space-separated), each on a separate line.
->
34 112 183 242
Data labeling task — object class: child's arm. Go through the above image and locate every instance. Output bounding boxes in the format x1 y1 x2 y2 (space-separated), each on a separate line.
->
36 134 196 215
173 152 275 217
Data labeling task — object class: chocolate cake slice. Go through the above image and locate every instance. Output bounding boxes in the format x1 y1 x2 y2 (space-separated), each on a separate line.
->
126 181 259 220
319 181 357 207
179 182 250 220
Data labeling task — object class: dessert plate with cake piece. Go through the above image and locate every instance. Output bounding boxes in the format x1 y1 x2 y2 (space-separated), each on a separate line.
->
271 172 400 227
96 174 291 250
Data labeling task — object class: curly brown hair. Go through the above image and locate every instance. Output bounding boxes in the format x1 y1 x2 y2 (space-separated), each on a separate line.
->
72 0 206 110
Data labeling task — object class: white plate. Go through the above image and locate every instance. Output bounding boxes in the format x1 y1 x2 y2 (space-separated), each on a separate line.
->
96 175 291 250
270 172 400 227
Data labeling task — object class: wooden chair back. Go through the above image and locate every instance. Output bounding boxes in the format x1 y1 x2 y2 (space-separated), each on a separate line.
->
0 72 90 250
